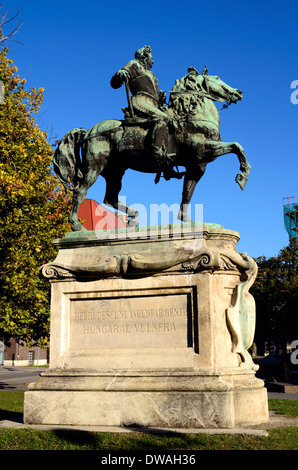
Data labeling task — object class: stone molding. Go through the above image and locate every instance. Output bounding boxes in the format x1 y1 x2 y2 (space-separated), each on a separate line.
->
40 249 254 279
40 224 255 280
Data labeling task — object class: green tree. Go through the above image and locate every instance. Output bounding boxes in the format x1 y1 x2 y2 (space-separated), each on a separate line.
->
252 238 298 354
0 45 71 347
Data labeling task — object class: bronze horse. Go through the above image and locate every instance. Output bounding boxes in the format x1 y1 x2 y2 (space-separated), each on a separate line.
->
53 68 251 231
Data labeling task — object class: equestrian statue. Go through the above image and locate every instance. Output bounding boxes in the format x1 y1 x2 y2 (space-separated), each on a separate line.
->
53 45 251 231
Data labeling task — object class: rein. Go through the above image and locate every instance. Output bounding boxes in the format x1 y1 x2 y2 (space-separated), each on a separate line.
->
164 88 232 111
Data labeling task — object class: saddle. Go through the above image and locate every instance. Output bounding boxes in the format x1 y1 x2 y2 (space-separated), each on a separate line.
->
121 107 153 127
120 108 185 183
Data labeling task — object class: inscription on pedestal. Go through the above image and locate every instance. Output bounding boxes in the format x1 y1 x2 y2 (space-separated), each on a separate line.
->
70 293 191 349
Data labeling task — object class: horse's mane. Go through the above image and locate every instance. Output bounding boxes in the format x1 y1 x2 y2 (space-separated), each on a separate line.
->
168 72 208 120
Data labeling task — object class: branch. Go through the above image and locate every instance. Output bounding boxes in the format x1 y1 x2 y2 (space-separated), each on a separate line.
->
0 3 23 47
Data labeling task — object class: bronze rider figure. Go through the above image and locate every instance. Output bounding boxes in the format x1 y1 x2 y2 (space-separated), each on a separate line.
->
110 45 181 180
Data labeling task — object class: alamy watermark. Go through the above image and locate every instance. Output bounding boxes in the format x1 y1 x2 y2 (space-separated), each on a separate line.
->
290 80 298 104
92 199 204 243
290 340 298 365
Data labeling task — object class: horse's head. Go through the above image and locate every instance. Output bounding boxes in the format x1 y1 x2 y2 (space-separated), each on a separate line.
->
202 73 243 105
169 68 243 120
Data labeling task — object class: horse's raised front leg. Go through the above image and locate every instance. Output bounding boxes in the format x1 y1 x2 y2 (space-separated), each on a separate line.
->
103 170 139 227
177 166 206 222
204 140 251 190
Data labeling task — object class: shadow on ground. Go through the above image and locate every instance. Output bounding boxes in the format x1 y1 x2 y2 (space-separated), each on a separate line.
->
0 409 23 423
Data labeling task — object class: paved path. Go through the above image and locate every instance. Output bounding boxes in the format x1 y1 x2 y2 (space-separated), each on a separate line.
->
268 391 298 400
0 366 42 391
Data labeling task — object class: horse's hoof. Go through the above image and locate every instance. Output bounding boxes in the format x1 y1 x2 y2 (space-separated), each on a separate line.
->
235 173 248 190
177 213 193 224
183 218 195 224
127 216 139 228
71 222 87 231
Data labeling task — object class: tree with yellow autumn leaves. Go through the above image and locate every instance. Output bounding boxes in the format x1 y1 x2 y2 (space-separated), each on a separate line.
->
0 26 71 347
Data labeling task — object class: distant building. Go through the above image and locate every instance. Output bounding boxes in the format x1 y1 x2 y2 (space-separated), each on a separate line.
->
2 338 48 367
283 196 298 239
1 199 127 366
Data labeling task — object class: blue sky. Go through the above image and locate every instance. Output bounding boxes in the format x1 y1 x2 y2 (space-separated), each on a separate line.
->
5 0 298 258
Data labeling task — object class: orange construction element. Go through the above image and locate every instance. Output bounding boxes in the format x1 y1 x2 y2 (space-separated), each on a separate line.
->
78 199 127 231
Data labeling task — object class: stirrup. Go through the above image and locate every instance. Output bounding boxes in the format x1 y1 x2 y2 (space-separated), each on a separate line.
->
155 167 185 184
163 166 185 181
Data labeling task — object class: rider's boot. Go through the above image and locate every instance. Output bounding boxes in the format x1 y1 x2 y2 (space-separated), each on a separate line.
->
153 146 185 183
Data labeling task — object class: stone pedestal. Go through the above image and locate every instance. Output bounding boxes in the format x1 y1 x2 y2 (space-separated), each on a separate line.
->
23 223 268 428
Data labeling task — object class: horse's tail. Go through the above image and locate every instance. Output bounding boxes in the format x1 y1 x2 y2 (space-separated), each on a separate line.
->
53 127 87 192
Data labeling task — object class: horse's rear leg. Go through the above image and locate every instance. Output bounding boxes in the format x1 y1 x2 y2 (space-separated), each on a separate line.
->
177 167 206 222
103 171 139 227
70 183 89 231
70 167 102 231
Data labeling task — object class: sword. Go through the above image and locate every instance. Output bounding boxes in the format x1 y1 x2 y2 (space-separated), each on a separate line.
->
124 78 135 118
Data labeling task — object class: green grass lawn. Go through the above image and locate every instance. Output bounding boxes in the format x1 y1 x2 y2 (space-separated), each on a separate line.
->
1 391 298 450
